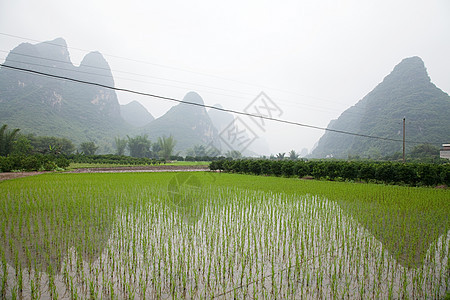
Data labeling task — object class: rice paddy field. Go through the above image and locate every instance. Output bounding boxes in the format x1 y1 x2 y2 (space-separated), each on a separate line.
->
0 171 449 299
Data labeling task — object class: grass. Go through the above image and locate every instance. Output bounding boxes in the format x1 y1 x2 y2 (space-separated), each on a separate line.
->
0 171 448 299
68 161 210 169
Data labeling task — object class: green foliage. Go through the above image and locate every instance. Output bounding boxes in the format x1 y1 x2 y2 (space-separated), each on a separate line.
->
157 135 177 160
114 136 127 156
225 150 242 159
21 155 43 171
288 149 299 160
186 144 207 157
0 124 20 156
410 143 439 157
185 155 223 162
80 141 99 155
127 134 151 158
0 155 21 172
67 153 163 166
0 154 70 172
11 135 33 155
29 135 75 155
408 143 442 163
210 159 450 187
151 142 161 159
276 152 286 160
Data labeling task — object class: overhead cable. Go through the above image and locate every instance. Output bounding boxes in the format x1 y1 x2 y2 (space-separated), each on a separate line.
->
0 63 424 144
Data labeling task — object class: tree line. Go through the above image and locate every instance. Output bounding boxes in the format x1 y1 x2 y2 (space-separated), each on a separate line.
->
0 124 221 171
210 159 450 187
0 124 175 171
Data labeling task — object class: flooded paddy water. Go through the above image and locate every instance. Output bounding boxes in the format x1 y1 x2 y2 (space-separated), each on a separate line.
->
0 172 448 299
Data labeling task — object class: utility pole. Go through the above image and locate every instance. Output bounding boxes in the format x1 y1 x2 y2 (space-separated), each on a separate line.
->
402 117 406 163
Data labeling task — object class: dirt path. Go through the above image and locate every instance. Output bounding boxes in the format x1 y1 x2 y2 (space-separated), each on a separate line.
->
0 165 210 182
0 171 47 182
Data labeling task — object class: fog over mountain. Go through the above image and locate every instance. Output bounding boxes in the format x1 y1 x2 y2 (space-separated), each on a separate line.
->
121 101 155 127
1 1 448 154
0 38 130 153
310 57 450 158
1 38 449 157
0 39 223 154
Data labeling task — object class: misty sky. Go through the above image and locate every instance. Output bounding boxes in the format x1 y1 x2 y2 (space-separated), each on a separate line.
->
1 0 449 155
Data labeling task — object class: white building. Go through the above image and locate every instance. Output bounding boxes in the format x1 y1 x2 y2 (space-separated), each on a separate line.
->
440 144 450 160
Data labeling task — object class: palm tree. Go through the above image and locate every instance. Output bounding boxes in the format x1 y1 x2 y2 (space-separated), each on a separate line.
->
158 135 177 160
114 137 127 156
276 152 285 160
0 124 20 156
80 141 99 155
289 150 299 161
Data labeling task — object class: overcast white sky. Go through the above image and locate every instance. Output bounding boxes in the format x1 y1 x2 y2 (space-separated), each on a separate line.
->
1 0 449 155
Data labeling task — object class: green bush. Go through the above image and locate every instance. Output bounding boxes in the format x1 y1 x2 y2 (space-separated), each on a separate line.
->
294 161 310 178
43 161 57 171
0 156 14 172
20 155 42 171
211 158 449 187
0 154 71 172
55 157 70 169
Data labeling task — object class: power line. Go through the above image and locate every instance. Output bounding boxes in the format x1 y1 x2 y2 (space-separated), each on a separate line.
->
0 49 256 98
0 53 369 119
0 56 260 102
3 53 366 118
0 33 368 117
0 63 425 144
0 32 363 109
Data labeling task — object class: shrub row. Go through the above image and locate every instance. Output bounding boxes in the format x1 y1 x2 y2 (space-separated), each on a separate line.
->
184 156 226 162
210 159 450 187
0 154 70 172
67 154 165 165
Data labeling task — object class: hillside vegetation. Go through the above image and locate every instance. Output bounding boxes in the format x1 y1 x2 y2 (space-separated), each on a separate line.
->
311 57 450 158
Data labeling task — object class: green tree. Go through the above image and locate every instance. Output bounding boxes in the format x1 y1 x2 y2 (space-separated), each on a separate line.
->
225 150 242 159
114 137 127 156
30 136 75 155
0 124 20 156
158 135 177 160
409 144 440 161
12 135 33 155
80 141 99 155
366 147 382 160
186 144 207 157
276 152 286 160
127 135 151 158
151 143 161 159
288 150 299 161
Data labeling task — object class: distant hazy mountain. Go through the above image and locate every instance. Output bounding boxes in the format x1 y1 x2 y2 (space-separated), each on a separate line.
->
0 39 225 155
0 38 132 152
207 104 271 156
310 57 450 158
208 104 234 133
120 101 154 127
142 92 220 152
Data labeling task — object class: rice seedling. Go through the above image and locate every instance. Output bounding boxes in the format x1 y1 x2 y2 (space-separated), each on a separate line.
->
0 172 448 298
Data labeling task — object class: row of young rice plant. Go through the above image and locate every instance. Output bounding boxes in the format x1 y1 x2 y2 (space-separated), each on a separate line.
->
0 172 448 299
